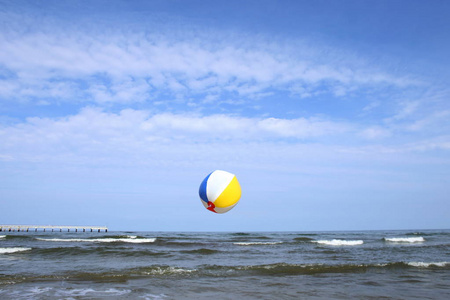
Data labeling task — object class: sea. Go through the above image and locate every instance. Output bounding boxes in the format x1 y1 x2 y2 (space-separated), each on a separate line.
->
0 230 449 299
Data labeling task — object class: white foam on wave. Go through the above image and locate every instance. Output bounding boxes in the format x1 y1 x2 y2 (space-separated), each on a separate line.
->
5 287 132 298
0 247 32 254
37 237 156 243
54 288 131 297
0 235 6 239
384 237 425 243
143 266 196 276
314 239 364 246
142 293 169 300
234 242 283 246
28 287 53 295
407 261 449 268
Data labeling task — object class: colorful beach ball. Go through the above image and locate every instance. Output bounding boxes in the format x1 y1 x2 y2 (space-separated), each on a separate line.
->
199 170 242 214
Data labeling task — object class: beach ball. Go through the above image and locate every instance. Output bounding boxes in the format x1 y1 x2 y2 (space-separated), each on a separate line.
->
199 170 242 214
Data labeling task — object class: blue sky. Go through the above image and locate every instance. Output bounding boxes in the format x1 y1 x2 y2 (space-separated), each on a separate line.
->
1 0 449 231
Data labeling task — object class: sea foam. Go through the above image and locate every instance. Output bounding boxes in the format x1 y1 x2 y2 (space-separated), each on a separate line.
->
407 261 449 268
234 242 283 246
314 239 364 246
142 266 196 276
0 235 5 239
62 288 131 297
37 237 156 243
0 247 32 254
384 237 425 243
32 287 132 297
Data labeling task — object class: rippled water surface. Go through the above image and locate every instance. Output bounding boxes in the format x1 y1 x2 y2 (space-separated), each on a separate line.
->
1 230 449 299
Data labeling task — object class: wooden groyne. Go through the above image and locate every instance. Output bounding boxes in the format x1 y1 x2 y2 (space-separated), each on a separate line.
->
0 225 108 232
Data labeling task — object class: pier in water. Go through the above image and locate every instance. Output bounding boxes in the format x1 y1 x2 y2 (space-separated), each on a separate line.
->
0 224 108 232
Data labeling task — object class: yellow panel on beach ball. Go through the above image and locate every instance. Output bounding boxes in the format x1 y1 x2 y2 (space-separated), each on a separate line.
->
198 170 242 214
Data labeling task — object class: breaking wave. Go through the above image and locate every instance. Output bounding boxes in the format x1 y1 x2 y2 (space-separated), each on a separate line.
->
383 237 425 243
406 262 449 268
234 242 283 246
1 261 449 286
314 239 364 246
36 237 156 243
0 247 32 254
204 261 450 276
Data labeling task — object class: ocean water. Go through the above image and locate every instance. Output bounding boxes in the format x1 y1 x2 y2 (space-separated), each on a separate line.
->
0 230 449 299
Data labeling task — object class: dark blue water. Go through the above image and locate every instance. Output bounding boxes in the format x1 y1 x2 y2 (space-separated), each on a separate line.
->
1 230 449 299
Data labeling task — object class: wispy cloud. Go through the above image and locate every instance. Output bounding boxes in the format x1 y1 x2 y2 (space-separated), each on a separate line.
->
2 107 448 168
0 108 351 162
0 24 418 107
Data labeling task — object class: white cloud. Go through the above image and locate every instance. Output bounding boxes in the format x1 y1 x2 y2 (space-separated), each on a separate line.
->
0 108 353 173
406 137 450 152
361 101 381 113
1 107 448 174
0 108 350 148
405 110 450 132
87 78 151 103
257 117 349 138
0 25 417 105
360 126 392 140
386 100 421 122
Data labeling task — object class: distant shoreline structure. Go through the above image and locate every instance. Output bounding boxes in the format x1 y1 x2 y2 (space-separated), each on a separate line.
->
0 224 108 232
